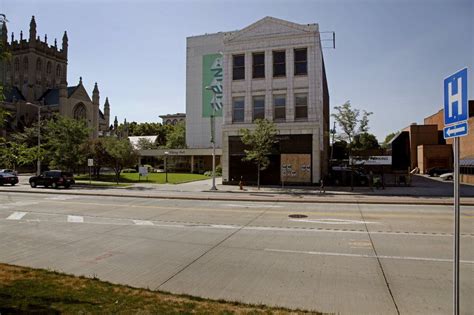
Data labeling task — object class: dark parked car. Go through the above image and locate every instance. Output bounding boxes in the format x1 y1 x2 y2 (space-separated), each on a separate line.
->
427 167 453 177
29 171 75 188
0 173 19 186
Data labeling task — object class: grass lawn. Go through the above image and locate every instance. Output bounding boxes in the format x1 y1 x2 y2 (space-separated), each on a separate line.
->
76 172 210 184
0 263 320 314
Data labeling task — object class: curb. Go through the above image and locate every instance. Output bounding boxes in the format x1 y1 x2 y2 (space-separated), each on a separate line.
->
0 188 472 206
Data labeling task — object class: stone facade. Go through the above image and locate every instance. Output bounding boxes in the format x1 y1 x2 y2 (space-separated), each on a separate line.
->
160 113 186 125
1 16 110 138
220 17 329 184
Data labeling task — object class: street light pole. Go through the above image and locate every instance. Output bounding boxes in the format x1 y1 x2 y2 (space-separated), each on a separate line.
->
25 102 41 176
164 151 169 183
205 86 218 191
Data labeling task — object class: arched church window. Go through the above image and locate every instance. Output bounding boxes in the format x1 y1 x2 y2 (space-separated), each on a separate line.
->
56 64 61 77
46 62 52 75
23 57 28 71
14 58 20 72
36 58 42 71
73 103 87 120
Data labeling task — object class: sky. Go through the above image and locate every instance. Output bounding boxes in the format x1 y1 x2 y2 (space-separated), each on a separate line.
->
2 0 473 141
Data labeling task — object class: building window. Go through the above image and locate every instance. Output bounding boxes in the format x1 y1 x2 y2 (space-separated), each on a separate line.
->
274 95 286 121
232 97 245 122
295 94 308 119
253 96 265 121
232 54 245 80
273 51 286 77
73 103 87 120
23 57 28 71
56 64 61 77
294 48 307 75
252 52 265 79
14 58 20 72
36 58 42 71
46 62 52 75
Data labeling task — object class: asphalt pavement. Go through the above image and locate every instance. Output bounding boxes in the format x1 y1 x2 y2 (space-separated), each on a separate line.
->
0 192 473 314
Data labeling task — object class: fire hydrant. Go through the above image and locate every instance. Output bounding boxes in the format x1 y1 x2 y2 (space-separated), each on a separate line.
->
239 177 244 190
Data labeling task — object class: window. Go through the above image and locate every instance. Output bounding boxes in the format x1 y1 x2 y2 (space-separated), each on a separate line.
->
252 52 265 79
232 54 245 80
46 62 52 75
295 94 308 119
56 64 61 77
36 58 42 71
274 95 286 121
14 58 19 71
73 103 87 120
273 51 286 77
23 57 28 71
232 97 245 122
253 96 265 121
294 48 307 75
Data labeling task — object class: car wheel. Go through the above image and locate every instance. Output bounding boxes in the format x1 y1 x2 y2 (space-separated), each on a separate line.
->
52 182 58 189
448 176 453 180
433 173 438 177
30 182 36 188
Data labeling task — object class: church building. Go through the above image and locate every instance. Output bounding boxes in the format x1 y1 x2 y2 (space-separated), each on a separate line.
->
1 16 110 138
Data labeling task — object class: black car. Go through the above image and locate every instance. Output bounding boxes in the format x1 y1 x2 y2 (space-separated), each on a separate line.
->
0 173 19 186
29 171 75 188
427 167 453 177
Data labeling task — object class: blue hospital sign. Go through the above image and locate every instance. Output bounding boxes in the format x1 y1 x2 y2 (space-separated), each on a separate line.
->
444 68 468 126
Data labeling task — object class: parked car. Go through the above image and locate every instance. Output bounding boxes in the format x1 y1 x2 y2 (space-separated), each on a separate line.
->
440 172 454 181
0 173 19 186
0 169 18 176
427 167 453 177
29 171 75 188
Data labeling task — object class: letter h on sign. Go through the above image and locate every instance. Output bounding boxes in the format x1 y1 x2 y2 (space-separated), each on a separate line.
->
444 68 468 126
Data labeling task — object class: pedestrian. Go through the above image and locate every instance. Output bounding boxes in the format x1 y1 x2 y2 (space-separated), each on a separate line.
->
319 178 325 194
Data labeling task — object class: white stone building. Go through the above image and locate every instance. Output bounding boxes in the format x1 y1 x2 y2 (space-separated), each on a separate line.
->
220 17 329 185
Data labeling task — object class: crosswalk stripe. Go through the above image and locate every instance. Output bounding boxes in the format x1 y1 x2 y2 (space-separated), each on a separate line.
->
67 215 84 223
133 220 154 226
6 212 27 220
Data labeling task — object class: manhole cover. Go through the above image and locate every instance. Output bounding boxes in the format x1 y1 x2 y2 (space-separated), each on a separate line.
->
288 214 308 218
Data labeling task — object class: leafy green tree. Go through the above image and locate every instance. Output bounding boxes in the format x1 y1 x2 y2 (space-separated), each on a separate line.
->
102 137 138 183
137 137 158 150
81 138 109 178
352 132 380 151
0 34 11 129
332 101 373 189
43 115 91 172
165 122 186 149
381 131 399 148
239 119 278 189
0 141 32 170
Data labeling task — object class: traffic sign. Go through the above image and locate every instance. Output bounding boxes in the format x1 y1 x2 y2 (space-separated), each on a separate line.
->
444 68 468 126
444 121 468 139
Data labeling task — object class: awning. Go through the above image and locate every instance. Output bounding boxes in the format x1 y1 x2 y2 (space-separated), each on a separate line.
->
460 157 474 167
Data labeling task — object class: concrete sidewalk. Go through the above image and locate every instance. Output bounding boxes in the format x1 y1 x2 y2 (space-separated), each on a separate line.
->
2 175 474 206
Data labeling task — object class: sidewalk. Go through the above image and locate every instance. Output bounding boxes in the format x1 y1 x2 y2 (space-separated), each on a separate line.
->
2 175 474 206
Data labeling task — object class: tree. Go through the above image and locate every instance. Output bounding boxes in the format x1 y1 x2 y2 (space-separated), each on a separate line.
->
381 131 399 148
165 122 186 149
81 138 109 178
137 137 157 150
102 137 138 184
332 101 373 189
239 119 278 189
0 141 32 170
352 132 380 151
43 115 91 172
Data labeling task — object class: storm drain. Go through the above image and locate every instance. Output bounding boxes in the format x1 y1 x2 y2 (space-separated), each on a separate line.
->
288 214 308 219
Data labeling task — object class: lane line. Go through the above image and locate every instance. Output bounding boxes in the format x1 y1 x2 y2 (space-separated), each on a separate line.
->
132 220 154 226
264 248 474 264
289 218 379 225
6 212 27 220
67 215 84 223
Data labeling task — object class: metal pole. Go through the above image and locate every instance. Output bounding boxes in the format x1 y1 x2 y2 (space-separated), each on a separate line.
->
210 107 217 191
37 105 41 176
165 155 168 183
453 136 460 315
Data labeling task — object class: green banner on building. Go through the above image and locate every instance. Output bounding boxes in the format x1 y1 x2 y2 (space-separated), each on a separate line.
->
202 53 223 117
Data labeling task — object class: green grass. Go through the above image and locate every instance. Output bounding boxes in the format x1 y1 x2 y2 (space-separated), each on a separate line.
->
75 172 210 184
0 263 321 314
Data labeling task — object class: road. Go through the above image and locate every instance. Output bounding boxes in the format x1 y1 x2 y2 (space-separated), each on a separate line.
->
0 192 473 314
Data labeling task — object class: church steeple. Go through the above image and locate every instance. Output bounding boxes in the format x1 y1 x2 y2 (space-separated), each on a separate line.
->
92 82 100 106
29 15 36 41
62 30 68 55
1 21 7 44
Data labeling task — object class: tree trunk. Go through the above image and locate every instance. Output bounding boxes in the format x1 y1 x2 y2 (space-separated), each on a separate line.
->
257 164 260 190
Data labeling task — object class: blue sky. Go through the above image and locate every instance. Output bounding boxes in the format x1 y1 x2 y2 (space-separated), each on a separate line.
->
2 0 473 140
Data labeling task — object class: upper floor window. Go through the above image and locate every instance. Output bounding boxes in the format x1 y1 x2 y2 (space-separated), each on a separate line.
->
23 57 28 71
14 58 20 72
56 64 61 77
73 103 87 120
36 58 42 71
232 54 245 80
274 95 286 121
252 52 265 79
253 96 265 121
295 94 308 120
294 48 307 75
232 97 245 123
273 51 286 77
46 62 52 75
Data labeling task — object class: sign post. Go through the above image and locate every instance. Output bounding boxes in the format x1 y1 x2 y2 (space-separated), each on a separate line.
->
443 68 468 315
87 159 94 185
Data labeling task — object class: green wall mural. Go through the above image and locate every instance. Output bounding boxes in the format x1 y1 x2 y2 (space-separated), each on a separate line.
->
202 53 223 117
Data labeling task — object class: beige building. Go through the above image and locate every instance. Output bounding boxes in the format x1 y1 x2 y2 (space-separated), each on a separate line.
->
160 113 185 125
1 16 110 138
220 17 329 185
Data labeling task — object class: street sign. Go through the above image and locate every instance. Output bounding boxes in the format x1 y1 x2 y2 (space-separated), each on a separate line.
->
87 159 94 167
444 68 468 126
444 121 468 139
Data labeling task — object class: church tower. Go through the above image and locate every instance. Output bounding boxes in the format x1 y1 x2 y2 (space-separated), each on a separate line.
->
92 82 100 138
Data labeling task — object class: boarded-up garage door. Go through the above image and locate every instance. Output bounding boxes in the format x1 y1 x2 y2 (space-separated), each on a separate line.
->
281 154 311 183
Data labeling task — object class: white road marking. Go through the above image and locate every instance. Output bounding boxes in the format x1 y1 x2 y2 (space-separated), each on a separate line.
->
6 212 27 220
132 220 154 226
264 248 474 264
289 218 378 225
46 196 78 200
67 215 84 223
224 204 282 208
